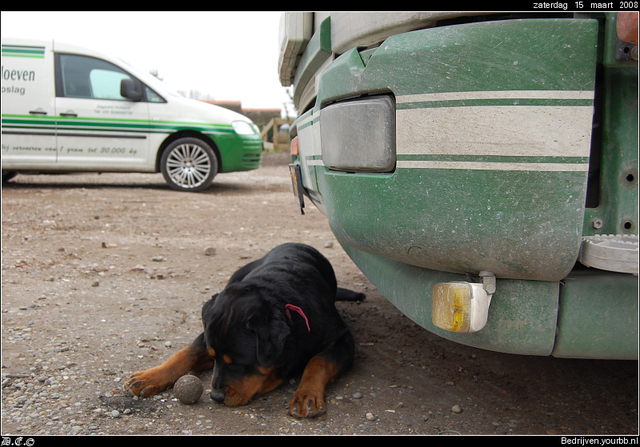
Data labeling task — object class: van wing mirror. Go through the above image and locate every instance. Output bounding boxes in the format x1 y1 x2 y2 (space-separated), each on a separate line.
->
121 78 143 101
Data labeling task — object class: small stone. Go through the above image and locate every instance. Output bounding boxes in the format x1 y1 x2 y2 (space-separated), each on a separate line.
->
365 412 376 421
110 410 120 418
174 375 203 405
353 392 363 399
92 281 100 287
324 241 333 248
204 247 216 256
451 404 462 413
152 256 165 262
102 242 117 249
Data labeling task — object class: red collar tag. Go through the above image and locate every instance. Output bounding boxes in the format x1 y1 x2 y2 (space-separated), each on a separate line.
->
285 304 311 332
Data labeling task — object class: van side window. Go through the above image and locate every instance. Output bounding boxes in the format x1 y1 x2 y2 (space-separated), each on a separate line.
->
56 54 139 101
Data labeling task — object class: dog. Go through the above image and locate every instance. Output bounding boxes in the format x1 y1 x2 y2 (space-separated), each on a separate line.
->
125 242 365 418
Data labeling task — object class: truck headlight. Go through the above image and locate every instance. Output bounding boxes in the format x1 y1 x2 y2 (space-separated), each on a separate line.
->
320 95 396 172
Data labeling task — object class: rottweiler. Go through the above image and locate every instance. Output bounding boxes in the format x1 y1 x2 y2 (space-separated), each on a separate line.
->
125 242 364 418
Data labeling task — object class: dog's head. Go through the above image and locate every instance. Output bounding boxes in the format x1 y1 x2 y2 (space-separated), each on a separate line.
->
201 284 291 406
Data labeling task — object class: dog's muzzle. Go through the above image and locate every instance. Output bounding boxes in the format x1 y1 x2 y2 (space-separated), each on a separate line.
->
210 389 225 403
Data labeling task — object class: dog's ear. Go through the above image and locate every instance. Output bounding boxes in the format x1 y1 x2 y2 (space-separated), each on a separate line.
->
248 311 290 369
201 293 219 327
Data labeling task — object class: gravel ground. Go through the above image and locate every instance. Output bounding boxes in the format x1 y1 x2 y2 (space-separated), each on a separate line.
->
1 153 638 436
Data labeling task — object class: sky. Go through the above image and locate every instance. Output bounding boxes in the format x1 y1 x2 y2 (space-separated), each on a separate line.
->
1 11 294 115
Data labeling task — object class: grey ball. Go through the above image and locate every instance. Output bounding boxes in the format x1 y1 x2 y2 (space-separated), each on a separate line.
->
174 375 204 405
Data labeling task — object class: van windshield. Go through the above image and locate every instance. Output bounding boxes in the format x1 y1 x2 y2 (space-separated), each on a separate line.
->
117 57 180 98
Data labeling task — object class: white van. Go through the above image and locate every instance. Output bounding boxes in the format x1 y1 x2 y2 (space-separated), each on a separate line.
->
1 38 263 192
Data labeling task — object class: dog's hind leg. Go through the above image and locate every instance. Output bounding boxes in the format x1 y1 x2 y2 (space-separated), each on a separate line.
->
288 330 355 418
125 333 213 398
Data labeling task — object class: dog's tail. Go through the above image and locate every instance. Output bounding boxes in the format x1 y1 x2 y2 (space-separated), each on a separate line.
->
336 287 366 302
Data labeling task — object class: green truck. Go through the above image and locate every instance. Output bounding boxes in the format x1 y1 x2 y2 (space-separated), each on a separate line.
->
279 12 638 359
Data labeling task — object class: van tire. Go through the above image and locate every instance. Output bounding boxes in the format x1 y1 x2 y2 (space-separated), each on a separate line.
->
160 137 218 192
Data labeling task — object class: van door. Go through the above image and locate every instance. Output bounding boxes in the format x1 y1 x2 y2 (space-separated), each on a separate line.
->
1 39 58 167
54 52 150 169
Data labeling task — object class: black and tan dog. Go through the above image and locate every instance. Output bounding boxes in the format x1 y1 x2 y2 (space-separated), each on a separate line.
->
125 243 364 418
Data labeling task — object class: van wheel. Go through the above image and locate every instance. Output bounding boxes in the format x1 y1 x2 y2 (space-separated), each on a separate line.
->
160 137 218 192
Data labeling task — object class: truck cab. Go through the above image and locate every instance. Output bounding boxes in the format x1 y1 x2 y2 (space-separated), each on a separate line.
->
279 12 638 359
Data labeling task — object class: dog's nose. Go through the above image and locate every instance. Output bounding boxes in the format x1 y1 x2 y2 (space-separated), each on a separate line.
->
210 389 225 403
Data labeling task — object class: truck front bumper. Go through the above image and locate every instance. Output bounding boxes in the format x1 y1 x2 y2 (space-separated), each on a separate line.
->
290 17 638 358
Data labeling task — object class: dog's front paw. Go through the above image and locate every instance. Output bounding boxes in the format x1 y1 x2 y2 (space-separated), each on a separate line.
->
125 368 173 398
288 388 326 418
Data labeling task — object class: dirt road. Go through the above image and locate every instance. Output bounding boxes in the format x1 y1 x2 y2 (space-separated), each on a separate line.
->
1 153 637 436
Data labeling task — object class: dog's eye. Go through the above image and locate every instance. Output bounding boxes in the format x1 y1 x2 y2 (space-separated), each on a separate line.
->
209 348 216 357
223 354 233 364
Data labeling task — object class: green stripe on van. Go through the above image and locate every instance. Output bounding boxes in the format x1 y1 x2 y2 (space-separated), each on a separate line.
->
2 45 46 58
1 114 236 135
